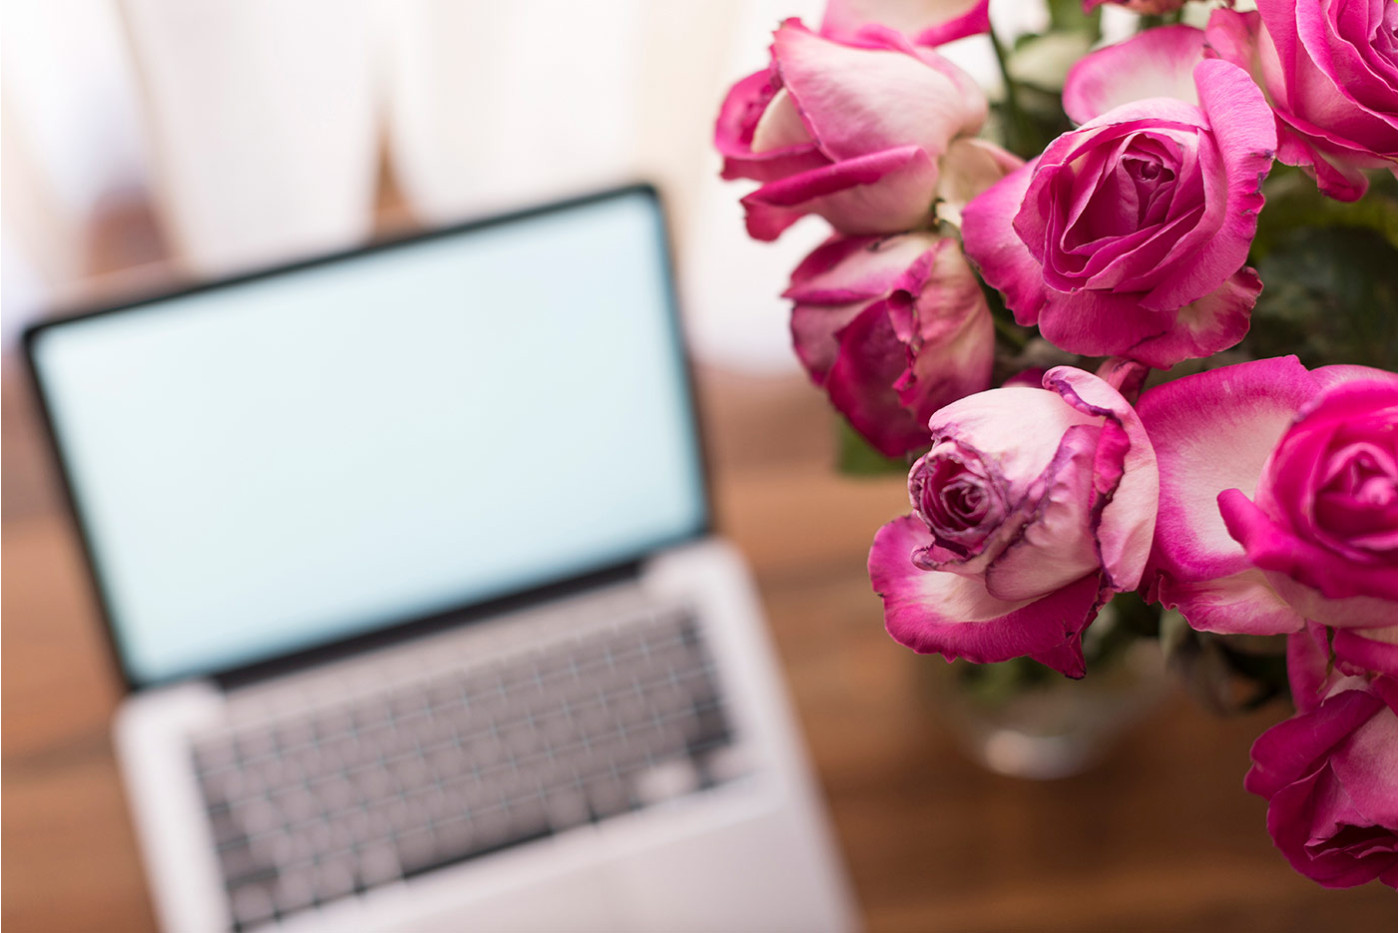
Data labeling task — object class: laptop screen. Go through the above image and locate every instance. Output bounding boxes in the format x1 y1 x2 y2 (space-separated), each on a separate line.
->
27 188 708 688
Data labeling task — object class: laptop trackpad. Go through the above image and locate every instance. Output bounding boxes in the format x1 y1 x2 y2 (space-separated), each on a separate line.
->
404 861 626 933
612 808 846 933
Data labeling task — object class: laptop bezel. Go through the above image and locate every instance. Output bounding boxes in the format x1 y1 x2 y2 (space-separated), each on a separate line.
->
22 182 716 695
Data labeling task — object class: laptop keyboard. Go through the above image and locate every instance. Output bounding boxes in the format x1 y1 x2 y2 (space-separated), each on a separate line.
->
190 603 744 931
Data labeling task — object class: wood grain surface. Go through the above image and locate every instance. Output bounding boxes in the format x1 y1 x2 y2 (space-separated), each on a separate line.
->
3 358 1394 933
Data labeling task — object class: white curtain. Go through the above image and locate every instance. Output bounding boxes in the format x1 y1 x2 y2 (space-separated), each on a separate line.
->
1 0 1059 368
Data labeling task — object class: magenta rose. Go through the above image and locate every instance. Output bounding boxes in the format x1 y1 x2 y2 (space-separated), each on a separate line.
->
1246 622 1397 888
1207 0 1398 201
868 363 1159 677
961 60 1276 369
714 18 985 241
1221 368 1399 629
788 233 995 457
820 0 989 47
1139 357 1397 636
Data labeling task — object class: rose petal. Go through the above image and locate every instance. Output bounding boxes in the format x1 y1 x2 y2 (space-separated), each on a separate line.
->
870 515 1104 674
1262 763 1395 887
788 233 938 381
825 299 929 456
1137 59 1276 312
741 145 939 240
785 233 936 305
1334 626 1400 682
1043 366 1159 591
935 138 1023 228
890 240 995 423
773 20 984 163
821 0 990 48
1153 568 1305 636
1063 25 1206 125
792 299 871 383
716 70 832 184
1138 356 1320 582
1330 710 1400 828
983 424 1102 601
750 88 814 154
1287 622 1335 712
1220 489 1399 603
1122 267 1260 368
928 386 1100 505
1247 688 1382 799
960 160 1049 326
1259 569 1399 630
1311 364 1400 392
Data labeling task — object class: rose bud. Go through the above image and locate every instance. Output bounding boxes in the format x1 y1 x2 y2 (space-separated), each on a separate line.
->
714 18 985 241
1246 622 1397 888
1138 357 1397 637
868 363 1159 678
961 58 1276 369
820 0 990 48
1207 0 1398 201
787 233 994 457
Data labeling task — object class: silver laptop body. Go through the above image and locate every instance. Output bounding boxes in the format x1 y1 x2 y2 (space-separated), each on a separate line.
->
24 186 856 933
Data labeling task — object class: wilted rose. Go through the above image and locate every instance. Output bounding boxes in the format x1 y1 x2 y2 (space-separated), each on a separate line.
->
787 232 995 457
869 364 1159 677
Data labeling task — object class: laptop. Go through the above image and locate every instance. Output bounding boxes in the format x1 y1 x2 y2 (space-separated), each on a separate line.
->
23 185 856 933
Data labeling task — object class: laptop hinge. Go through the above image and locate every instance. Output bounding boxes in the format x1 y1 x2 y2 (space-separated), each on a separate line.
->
210 559 646 693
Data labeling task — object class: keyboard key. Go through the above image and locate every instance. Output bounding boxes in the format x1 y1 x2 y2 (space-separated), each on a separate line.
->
312 860 355 902
273 870 316 914
633 758 700 805
356 844 401 888
394 827 437 876
230 883 275 926
585 777 633 821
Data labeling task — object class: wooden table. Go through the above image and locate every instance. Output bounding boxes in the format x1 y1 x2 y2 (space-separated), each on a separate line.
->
3 362 1394 932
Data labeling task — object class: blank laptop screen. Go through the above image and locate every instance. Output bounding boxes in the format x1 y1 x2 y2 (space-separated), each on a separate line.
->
28 189 707 687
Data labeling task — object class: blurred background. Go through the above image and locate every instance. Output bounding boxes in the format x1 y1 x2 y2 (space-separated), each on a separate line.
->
2 2 1395 931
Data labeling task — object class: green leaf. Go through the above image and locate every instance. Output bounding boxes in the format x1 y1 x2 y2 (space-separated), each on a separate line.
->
835 417 914 477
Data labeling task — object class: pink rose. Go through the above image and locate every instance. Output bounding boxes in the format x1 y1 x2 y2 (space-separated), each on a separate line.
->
1220 369 1399 627
1139 357 1397 636
788 233 995 457
714 18 985 241
1207 0 1398 201
820 0 989 48
868 364 1159 677
961 60 1276 369
1246 622 1397 888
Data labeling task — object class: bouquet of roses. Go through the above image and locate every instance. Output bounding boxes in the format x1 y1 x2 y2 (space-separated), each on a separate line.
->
714 0 1397 890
